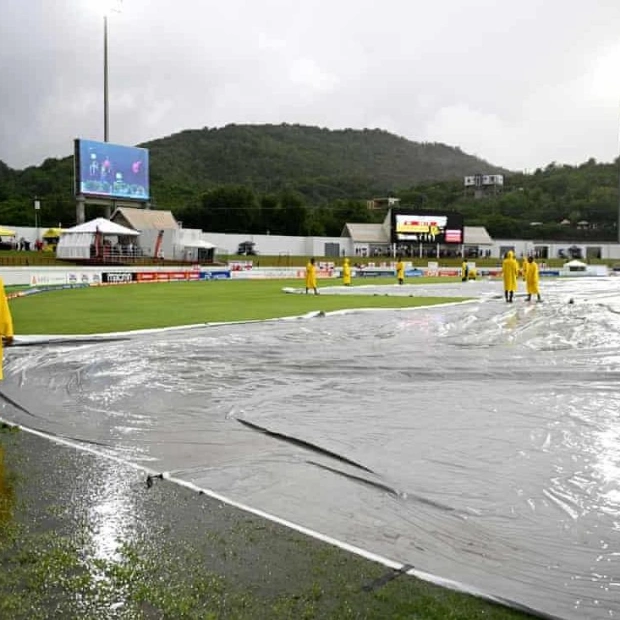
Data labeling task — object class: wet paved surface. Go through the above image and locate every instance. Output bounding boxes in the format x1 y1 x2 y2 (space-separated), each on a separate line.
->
2 277 620 619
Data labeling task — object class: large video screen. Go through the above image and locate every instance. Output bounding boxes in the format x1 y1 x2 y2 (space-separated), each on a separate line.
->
391 210 464 244
74 139 150 200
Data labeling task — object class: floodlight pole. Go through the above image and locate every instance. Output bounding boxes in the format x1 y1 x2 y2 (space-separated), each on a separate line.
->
34 198 40 241
104 14 109 142
617 106 620 244
618 150 620 244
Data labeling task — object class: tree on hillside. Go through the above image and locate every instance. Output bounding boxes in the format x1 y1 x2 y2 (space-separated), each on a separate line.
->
199 186 259 234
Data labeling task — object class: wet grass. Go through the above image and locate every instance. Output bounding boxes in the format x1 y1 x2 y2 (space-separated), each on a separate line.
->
9 278 469 334
0 430 537 620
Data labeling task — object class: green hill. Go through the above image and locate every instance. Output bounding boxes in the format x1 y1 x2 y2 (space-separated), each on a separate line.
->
145 123 506 202
0 127 618 242
0 124 506 228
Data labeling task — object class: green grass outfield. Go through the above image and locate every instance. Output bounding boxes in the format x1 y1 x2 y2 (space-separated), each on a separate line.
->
10 278 469 335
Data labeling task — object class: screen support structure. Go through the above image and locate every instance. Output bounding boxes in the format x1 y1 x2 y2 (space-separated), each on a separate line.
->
76 196 149 224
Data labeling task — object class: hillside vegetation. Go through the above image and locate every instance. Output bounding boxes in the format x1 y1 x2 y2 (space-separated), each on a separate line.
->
0 124 618 240
0 124 501 231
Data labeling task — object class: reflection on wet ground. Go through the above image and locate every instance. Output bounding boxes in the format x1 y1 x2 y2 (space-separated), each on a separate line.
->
2 277 620 620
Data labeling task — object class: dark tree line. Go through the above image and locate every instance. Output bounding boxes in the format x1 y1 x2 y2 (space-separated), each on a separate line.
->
0 125 619 241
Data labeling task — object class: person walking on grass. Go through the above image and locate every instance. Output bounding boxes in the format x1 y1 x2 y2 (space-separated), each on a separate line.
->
525 255 542 302
342 258 352 286
461 258 469 282
0 278 14 380
305 257 319 295
396 257 405 285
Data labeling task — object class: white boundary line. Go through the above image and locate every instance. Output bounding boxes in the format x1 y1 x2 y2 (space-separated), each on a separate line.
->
0 415 555 619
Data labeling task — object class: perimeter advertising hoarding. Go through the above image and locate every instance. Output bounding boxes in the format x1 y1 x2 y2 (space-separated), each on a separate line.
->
391 210 464 244
74 139 150 200
102 272 136 284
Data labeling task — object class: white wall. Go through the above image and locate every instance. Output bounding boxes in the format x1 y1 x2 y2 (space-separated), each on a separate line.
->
9 222 620 262
492 239 620 260
0 225 43 245
198 232 352 257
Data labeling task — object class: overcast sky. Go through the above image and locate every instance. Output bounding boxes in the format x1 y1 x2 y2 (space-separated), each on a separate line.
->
2 0 620 172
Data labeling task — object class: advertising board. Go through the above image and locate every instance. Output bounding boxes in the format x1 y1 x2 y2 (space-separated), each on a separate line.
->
68 272 102 285
199 270 232 280
102 272 136 284
30 273 68 287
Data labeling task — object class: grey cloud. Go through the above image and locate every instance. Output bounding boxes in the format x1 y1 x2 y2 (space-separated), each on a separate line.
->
2 0 620 170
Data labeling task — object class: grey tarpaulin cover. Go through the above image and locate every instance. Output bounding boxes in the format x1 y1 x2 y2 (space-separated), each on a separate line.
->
2 277 619 620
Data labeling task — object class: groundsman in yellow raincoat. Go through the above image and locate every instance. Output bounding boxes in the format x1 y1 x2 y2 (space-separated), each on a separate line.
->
305 257 318 295
525 256 541 302
502 250 519 303
521 256 528 281
396 258 405 285
461 260 468 282
342 258 351 286
0 278 13 380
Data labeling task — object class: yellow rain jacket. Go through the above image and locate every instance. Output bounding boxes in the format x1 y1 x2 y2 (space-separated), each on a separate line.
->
0 278 13 380
521 258 528 281
526 259 540 295
396 260 404 281
305 261 317 289
342 259 351 285
502 251 519 293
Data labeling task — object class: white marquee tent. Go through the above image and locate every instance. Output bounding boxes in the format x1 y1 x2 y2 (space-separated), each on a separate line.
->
57 218 140 259
63 217 139 236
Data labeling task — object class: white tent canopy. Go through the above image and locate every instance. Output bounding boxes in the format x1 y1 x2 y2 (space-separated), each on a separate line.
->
57 217 140 259
183 239 215 249
64 217 139 236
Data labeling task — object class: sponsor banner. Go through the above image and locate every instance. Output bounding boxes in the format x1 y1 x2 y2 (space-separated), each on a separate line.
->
136 270 209 283
357 269 394 278
475 268 502 277
199 269 231 280
231 270 277 279
404 268 423 277
30 273 68 287
231 270 261 279
229 260 253 271
68 272 101 285
102 272 136 284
